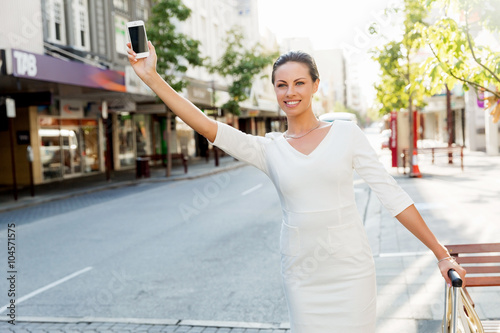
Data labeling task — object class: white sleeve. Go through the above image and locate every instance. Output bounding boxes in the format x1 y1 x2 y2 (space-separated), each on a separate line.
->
209 121 269 174
351 122 414 217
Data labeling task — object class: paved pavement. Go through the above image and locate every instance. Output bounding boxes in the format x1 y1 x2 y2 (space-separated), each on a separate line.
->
3 319 289 333
1 148 500 332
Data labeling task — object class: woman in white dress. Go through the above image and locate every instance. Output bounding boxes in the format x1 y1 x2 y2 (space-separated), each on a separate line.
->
127 42 466 332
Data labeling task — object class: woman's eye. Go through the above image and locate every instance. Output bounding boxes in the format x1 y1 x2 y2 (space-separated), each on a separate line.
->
277 84 286 88
296 82 304 86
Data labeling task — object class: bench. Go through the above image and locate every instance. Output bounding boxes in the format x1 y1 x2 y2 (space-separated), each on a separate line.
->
205 146 225 167
445 243 500 332
401 146 464 175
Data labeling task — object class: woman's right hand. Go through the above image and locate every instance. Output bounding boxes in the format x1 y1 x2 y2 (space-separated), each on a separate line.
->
126 41 157 83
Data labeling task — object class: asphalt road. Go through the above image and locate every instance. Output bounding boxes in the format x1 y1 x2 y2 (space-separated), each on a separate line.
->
0 160 371 323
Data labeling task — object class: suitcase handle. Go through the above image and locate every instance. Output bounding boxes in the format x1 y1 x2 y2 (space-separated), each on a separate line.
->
448 269 462 288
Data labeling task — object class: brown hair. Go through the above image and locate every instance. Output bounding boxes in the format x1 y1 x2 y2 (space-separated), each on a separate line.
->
271 51 320 84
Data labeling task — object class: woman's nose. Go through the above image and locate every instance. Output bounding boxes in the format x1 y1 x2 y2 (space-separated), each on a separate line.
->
286 86 296 96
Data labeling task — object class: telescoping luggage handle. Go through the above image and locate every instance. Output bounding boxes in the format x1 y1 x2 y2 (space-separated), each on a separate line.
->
446 269 463 333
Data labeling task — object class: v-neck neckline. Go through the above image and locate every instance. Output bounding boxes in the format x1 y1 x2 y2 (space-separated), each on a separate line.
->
281 122 336 157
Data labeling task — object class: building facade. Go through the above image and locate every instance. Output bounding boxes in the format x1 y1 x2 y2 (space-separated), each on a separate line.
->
0 0 158 187
180 0 280 142
0 0 279 189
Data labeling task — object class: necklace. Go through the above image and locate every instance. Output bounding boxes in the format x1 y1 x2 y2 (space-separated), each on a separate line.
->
284 121 321 139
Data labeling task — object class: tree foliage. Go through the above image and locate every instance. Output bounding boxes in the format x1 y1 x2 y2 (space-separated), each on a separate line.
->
371 0 429 116
210 28 278 116
146 0 203 92
418 0 500 122
372 42 409 114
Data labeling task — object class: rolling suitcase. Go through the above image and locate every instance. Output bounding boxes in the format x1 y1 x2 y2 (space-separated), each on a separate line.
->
442 269 484 333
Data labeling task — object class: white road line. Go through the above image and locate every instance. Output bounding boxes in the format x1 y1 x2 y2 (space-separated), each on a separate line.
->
0 266 93 314
241 183 263 196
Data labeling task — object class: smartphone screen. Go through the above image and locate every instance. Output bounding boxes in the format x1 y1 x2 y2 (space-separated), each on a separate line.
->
129 25 148 54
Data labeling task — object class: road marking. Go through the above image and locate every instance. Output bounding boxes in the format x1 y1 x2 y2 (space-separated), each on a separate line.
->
241 183 263 196
0 266 93 314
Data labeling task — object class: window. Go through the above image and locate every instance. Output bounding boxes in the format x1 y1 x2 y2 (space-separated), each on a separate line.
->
115 15 128 55
45 0 67 44
72 0 90 50
136 0 149 20
113 0 128 12
200 16 207 55
118 114 135 167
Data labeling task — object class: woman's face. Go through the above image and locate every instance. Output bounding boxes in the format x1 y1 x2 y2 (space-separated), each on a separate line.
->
273 61 319 117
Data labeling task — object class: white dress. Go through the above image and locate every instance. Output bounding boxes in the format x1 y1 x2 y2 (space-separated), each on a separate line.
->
210 120 414 333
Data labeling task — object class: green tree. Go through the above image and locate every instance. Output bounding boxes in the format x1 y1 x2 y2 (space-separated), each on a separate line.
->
210 28 278 116
146 0 204 92
372 41 411 115
371 1 429 116
418 0 500 122
371 0 429 174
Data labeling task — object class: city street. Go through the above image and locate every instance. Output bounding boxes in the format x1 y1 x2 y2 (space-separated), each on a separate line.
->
0 161 369 323
2 0 499 331
1 131 499 333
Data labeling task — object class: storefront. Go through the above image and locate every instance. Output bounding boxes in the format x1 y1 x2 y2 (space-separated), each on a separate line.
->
0 48 130 185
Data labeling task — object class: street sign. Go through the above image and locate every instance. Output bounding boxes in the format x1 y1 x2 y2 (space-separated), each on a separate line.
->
6 98 15 118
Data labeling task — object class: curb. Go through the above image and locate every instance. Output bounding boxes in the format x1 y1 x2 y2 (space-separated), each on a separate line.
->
0 162 245 214
0 316 290 330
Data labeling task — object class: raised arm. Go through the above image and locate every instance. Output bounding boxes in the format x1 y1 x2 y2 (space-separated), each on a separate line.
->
127 41 217 142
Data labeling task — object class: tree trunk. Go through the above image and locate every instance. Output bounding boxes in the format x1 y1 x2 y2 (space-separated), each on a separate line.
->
408 97 414 175
446 85 453 163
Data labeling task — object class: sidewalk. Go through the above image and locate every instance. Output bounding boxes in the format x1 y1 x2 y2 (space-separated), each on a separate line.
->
369 149 500 332
0 155 244 214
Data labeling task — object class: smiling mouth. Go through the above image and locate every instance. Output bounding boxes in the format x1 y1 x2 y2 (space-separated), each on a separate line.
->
285 100 300 106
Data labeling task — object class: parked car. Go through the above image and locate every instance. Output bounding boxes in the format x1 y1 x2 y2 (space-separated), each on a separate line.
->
380 129 391 149
319 112 358 124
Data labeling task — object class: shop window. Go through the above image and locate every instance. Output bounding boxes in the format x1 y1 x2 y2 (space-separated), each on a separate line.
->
40 128 63 181
39 128 82 179
61 128 82 175
134 114 152 157
39 118 100 181
118 114 135 167
82 123 99 173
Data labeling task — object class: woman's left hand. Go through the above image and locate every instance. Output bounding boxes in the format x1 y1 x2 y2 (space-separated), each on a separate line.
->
438 257 467 287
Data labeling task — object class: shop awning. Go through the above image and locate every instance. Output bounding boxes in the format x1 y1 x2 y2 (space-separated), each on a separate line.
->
1 48 126 92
